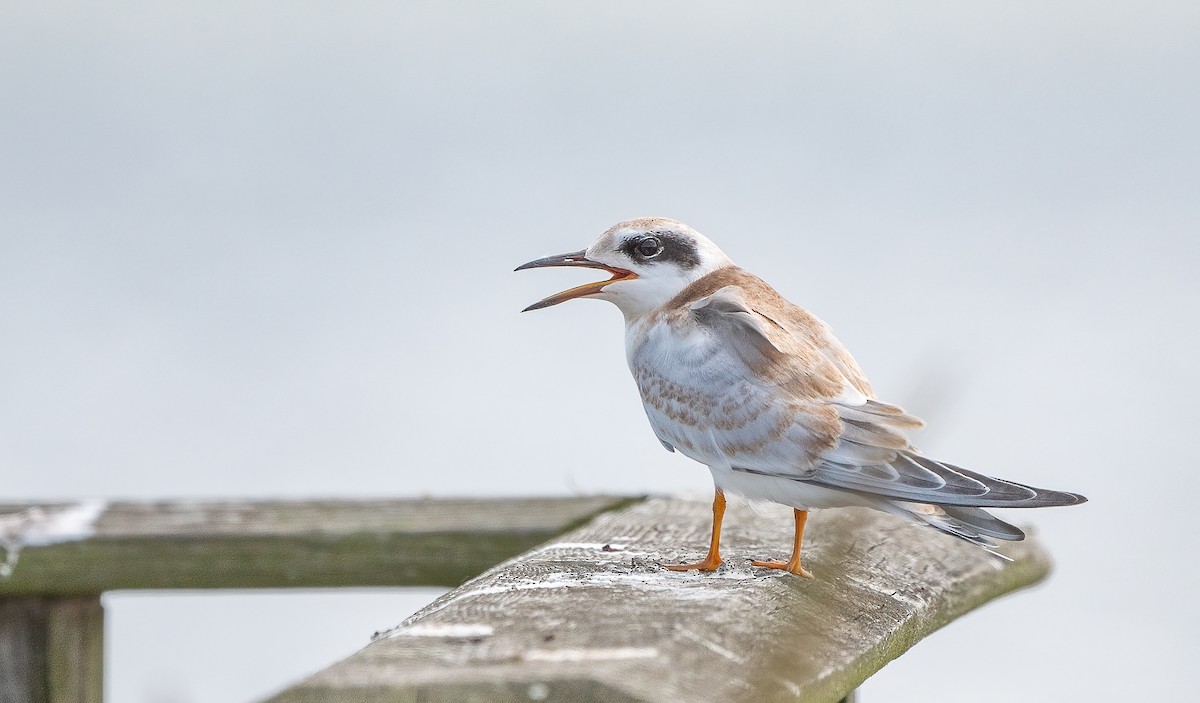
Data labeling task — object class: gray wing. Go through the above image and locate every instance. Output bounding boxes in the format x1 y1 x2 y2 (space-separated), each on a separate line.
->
691 285 1086 509
807 451 1087 508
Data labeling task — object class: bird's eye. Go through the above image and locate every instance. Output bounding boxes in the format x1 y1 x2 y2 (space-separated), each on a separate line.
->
634 236 663 258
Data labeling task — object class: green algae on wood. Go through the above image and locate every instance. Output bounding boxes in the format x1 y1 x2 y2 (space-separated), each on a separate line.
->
0 497 639 596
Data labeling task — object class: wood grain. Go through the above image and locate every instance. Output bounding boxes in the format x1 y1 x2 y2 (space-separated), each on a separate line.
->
269 495 1053 703
0 497 637 596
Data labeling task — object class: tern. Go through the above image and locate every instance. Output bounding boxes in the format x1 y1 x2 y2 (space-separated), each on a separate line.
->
517 217 1086 577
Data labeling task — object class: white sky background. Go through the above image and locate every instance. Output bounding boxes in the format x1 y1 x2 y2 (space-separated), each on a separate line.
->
2 1 1197 701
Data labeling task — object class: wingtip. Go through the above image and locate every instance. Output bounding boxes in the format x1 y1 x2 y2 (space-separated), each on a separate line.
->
1020 488 1089 508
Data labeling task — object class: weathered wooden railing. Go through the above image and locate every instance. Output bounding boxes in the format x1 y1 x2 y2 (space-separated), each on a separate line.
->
0 495 1052 703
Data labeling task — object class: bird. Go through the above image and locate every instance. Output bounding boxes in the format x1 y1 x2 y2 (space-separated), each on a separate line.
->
516 217 1086 577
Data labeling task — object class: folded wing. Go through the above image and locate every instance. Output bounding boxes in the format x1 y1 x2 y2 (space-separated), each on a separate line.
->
688 280 1086 510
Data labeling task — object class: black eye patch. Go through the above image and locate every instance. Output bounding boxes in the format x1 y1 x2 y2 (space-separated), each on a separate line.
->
620 231 701 269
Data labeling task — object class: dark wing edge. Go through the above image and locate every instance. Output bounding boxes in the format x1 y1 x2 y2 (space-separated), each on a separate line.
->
734 452 1087 509
730 465 1027 552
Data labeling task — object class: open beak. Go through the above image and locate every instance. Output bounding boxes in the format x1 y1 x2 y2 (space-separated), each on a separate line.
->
515 250 638 312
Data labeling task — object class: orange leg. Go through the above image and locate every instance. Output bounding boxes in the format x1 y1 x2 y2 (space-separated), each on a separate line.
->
752 508 814 578
665 490 725 572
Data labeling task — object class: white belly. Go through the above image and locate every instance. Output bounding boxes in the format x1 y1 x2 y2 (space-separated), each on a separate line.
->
626 318 743 467
707 465 876 511
625 317 849 510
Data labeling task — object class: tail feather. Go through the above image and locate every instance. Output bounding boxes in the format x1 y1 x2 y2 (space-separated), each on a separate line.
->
939 505 1025 541
897 502 1026 560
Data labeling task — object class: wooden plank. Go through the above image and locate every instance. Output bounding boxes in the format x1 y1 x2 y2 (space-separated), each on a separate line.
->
0 497 638 596
0 597 103 703
269 496 1052 703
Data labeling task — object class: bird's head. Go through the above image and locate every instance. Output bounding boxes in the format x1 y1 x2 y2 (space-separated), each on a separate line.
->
516 217 733 319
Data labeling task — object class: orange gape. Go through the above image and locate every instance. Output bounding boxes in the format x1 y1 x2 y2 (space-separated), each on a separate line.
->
752 509 814 578
665 490 726 572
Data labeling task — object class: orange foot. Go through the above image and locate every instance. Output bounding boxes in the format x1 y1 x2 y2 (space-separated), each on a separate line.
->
751 558 814 579
665 553 723 572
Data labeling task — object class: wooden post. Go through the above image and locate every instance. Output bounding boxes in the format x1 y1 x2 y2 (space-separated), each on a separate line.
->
0 597 103 703
0 497 635 702
0 495 1057 702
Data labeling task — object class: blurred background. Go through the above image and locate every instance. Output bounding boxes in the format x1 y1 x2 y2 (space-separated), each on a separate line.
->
2 1 1197 700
